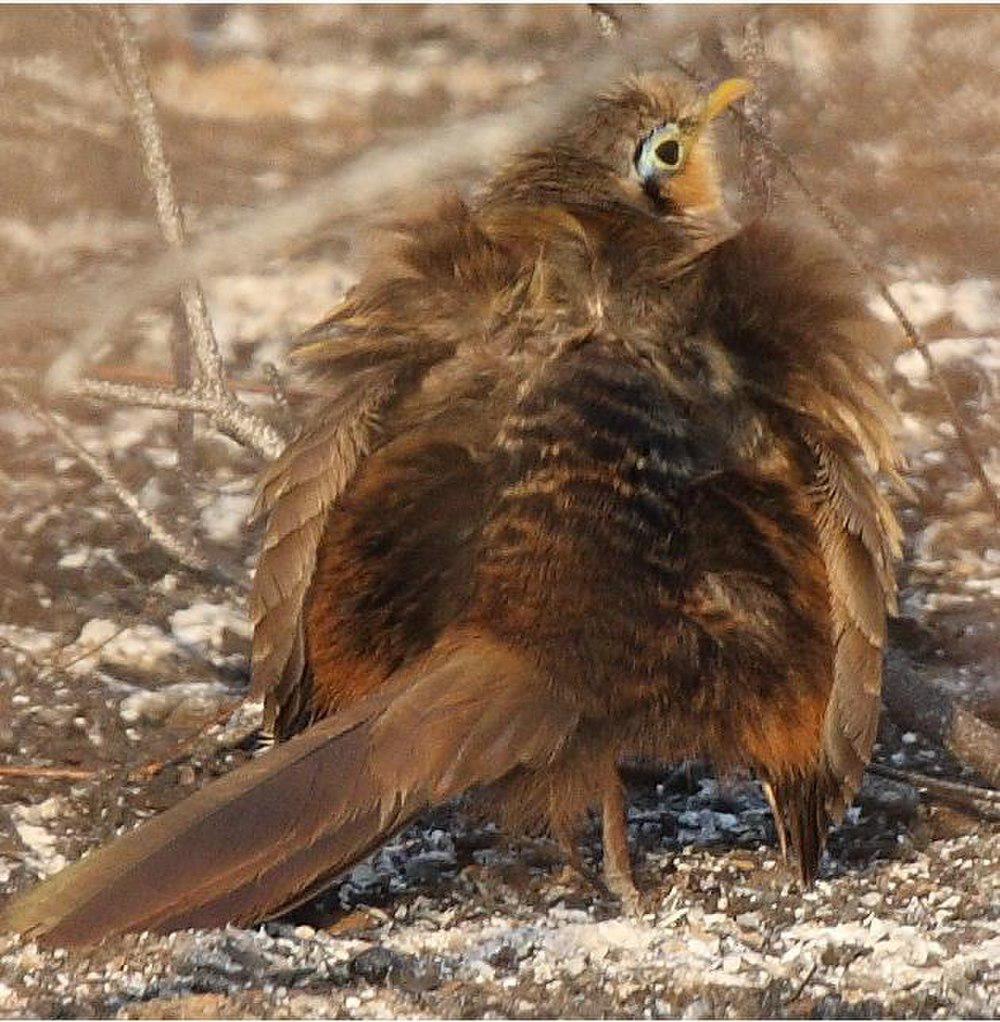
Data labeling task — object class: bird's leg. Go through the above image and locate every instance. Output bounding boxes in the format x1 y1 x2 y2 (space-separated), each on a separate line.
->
550 820 588 880
761 780 790 863
602 773 641 913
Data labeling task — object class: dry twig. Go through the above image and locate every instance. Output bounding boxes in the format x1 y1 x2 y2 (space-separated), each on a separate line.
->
781 957 819 1006
0 698 260 789
0 363 316 400
27 7 288 464
0 766 96 782
1 383 209 572
738 15 776 216
744 126 1000 524
127 700 244 781
869 762 1000 807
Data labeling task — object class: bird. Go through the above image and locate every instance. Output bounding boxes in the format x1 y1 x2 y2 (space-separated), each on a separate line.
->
0 73 902 947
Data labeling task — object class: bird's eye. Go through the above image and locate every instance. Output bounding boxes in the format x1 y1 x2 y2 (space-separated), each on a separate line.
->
635 125 686 181
655 139 682 168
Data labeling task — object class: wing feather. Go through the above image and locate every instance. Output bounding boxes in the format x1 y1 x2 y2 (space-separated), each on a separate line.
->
249 371 397 736
808 428 901 823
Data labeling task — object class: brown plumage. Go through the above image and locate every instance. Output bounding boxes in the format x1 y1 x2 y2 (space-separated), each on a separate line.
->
1 74 901 947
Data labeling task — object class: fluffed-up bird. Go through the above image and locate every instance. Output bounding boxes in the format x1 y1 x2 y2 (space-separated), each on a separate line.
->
1 74 902 947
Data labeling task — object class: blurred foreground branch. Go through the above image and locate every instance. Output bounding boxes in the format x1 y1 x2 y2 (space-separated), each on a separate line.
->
0 7 739 576
0 9 734 356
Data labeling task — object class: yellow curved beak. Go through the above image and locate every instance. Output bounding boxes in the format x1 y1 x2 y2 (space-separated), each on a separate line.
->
704 77 752 122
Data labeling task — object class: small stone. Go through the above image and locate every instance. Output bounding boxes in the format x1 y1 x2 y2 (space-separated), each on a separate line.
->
564 956 587 978
293 925 316 940
682 998 714 1019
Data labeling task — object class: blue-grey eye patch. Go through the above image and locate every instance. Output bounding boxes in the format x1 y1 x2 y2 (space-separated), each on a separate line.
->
635 124 685 181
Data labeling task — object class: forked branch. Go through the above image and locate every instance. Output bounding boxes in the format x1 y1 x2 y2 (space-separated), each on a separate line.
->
36 7 287 463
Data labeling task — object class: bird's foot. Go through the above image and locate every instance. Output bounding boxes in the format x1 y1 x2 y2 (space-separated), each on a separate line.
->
603 867 645 917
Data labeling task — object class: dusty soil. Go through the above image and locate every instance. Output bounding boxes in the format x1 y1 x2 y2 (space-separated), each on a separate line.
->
0 6 997 1018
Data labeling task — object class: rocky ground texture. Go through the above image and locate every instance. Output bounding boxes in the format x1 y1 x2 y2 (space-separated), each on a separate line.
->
0 6 997 1018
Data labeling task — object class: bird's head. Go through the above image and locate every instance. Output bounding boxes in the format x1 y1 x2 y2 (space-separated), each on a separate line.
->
490 75 750 225
623 75 750 217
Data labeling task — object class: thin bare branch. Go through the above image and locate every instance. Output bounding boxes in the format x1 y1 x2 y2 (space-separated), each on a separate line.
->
739 15 776 216
97 7 224 392
168 305 197 475
0 766 96 782
1 366 285 460
53 620 133 673
1 367 205 411
33 7 288 465
868 762 1000 807
103 4 288 467
1 364 315 400
1 384 209 572
261 363 292 417
0 698 262 789
749 131 998 522
666 55 1000 525
781 958 819 1006
128 700 242 781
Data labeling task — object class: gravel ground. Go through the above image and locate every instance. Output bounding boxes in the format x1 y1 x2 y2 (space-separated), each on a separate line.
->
0 7 997 1018
1 769 997 1019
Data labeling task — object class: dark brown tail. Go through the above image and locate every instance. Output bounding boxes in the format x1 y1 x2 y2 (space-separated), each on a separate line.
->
764 773 826 885
0 635 576 947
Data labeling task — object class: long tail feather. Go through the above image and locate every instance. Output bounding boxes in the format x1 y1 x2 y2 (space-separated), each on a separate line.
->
0 635 575 947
